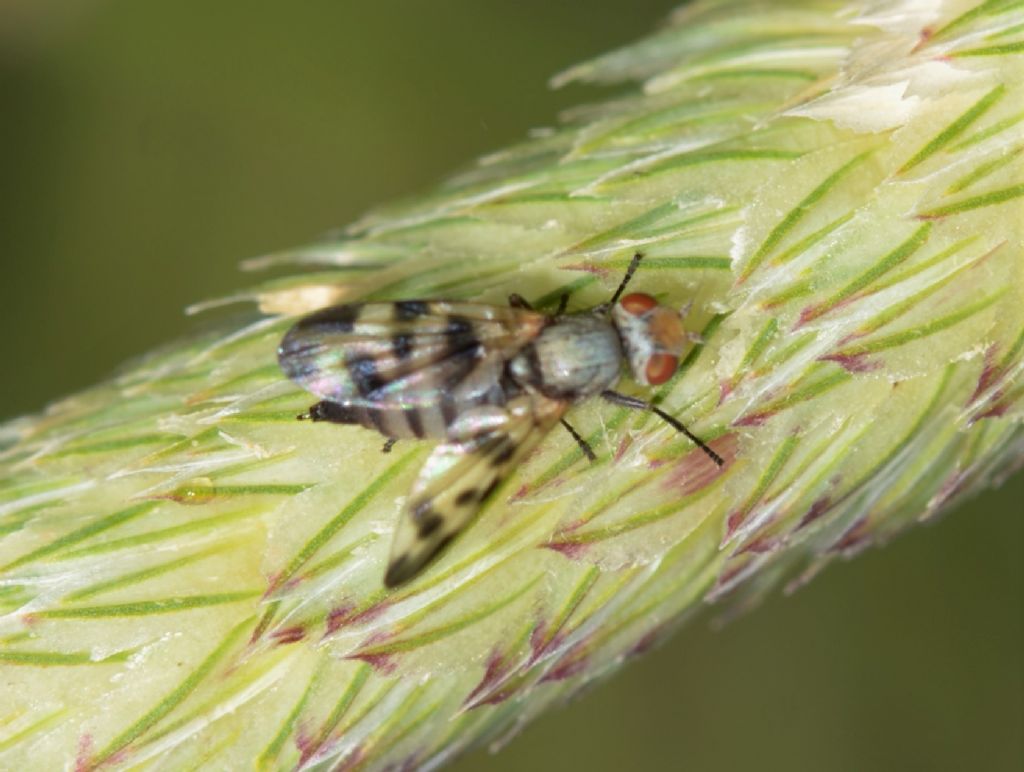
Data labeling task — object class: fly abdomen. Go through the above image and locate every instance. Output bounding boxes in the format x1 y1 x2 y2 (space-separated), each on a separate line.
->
350 395 512 440
309 401 450 439
361 405 448 438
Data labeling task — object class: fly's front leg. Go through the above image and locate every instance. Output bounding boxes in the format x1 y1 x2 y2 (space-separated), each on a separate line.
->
511 291 570 315
601 389 723 466
508 294 534 310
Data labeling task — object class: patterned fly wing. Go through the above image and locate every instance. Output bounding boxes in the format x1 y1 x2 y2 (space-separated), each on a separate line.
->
278 301 547 439
384 394 567 587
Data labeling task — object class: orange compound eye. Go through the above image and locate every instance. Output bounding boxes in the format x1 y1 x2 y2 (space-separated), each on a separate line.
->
645 353 678 385
620 293 658 316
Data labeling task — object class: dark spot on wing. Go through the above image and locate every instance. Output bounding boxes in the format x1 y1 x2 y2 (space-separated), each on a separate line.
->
393 332 414 360
438 316 484 398
440 393 459 427
278 308 361 380
384 556 412 588
445 315 474 337
435 534 456 554
297 303 362 333
347 355 386 397
405 407 425 438
445 315 479 354
364 406 387 434
455 489 478 507
385 522 460 587
491 438 516 466
395 301 430 320
418 512 444 538
480 480 501 501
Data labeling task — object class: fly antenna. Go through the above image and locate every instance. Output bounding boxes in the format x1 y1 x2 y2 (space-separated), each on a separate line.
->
607 252 643 309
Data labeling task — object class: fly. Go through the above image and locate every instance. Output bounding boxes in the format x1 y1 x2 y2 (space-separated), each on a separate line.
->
277 254 723 587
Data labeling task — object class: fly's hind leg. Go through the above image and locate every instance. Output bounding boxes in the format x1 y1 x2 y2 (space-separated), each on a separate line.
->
381 438 398 454
298 400 358 424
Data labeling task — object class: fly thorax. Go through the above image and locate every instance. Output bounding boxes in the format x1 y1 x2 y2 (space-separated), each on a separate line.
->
509 315 622 399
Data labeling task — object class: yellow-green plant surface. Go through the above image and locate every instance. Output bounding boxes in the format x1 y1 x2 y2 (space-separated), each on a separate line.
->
1 1 1022 769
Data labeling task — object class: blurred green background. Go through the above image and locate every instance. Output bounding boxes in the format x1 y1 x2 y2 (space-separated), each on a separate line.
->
1 3 1020 770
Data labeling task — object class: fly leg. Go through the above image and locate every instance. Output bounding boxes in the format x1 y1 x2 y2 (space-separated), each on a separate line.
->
600 390 723 466
560 418 596 462
381 438 398 454
511 292 570 315
554 292 570 316
508 294 533 310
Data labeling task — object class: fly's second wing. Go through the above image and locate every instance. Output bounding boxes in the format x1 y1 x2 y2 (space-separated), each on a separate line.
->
384 394 567 587
278 301 546 438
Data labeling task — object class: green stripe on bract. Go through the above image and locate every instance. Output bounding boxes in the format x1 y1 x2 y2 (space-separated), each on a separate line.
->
727 435 801 537
1 502 157 572
919 183 1024 218
952 110 1024 150
57 506 265 559
0 649 134 666
603 255 732 271
770 211 856 267
740 319 779 372
89 616 254 768
625 148 803 181
934 0 1022 40
742 369 853 426
835 291 1008 358
310 664 373 752
535 567 601 651
801 223 932 322
258 660 325 769
946 145 1024 193
38 591 260 618
742 150 872 279
354 576 542 658
160 482 312 501
49 434 174 458
0 709 67 754
955 40 1024 56
899 86 1005 173
868 236 979 295
566 200 694 253
852 244 996 339
689 68 819 82
558 483 723 546
65 546 226 601
272 450 420 590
